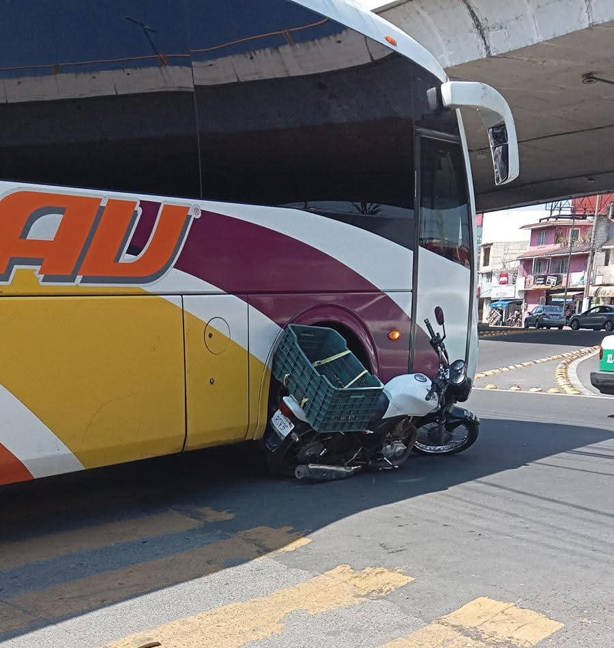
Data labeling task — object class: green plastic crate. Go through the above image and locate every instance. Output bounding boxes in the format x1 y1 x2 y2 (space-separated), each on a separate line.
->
272 324 384 433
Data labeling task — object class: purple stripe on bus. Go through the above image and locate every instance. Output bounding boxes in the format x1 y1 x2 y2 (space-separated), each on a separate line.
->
184 210 379 294
130 204 437 379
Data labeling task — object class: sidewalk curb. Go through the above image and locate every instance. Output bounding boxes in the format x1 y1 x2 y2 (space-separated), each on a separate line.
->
554 346 599 396
478 328 547 339
565 347 601 397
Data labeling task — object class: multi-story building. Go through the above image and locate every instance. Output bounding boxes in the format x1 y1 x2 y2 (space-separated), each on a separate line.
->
477 207 539 322
517 195 614 313
588 196 614 305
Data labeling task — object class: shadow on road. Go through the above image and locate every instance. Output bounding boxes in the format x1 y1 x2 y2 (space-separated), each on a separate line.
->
0 414 612 641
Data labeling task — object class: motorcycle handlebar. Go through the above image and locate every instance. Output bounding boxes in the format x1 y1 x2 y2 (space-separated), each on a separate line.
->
424 318 436 340
425 317 450 368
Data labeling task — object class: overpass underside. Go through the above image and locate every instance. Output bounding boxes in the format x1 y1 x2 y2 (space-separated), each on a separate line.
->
379 0 614 211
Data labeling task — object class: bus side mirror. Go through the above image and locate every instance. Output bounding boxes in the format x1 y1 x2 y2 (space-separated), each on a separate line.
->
488 123 510 185
434 306 445 326
435 81 519 186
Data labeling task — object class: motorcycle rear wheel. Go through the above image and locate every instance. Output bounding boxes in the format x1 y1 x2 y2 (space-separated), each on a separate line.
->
413 417 478 455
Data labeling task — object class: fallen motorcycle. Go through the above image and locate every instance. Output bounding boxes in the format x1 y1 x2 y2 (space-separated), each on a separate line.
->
263 307 479 480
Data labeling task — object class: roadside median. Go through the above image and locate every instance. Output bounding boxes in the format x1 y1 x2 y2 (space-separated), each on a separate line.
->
474 346 598 395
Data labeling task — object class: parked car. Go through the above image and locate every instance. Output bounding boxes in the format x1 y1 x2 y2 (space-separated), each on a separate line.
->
590 335 614 394
568 305 614 331
523 305 566 329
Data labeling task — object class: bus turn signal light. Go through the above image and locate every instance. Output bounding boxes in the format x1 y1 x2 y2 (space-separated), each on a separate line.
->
388 329 401 341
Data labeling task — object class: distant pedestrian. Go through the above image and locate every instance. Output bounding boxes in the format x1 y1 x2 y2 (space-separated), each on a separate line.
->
489 308 502 326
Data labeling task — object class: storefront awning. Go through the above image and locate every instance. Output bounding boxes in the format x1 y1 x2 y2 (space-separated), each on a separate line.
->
547 289 583 296
490 299 521 309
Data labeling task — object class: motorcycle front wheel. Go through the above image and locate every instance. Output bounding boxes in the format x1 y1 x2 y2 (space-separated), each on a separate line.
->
413 416 478 455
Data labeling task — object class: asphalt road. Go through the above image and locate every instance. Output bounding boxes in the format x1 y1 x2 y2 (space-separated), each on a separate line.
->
1 333 613 648
476 328 604 393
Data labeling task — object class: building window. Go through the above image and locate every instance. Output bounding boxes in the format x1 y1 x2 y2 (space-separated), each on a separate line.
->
570 228 580 245
550 257 568 274
533 258 548 274
482 245 491 267
537 230 547 245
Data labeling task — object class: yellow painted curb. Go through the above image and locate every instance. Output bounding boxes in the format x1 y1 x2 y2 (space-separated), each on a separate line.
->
474 348 590 382
554 346 599 396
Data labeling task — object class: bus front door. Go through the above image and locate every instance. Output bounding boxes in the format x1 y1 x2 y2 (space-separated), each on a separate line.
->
414 135 473 371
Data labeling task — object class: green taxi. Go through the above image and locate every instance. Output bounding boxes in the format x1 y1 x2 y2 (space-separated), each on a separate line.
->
590 335 614 395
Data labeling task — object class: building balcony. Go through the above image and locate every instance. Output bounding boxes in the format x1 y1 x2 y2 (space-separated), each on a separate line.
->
517 242 591 261
593 266 614 286
521 271 586 291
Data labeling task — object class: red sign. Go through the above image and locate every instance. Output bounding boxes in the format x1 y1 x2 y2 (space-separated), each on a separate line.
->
498 272 509 285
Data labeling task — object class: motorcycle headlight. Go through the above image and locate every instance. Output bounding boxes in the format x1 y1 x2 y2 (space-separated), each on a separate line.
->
449 359 467 385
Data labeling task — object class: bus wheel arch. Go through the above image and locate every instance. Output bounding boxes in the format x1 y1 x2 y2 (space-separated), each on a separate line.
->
311 321 373 373
293 308 378 376
261 309 378 434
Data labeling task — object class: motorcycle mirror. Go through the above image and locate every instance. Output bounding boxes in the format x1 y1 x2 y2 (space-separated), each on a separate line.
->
434 306 445 326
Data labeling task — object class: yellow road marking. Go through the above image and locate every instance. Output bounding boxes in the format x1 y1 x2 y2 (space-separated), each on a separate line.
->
7 526 302 629
0 602 37 635
385 623 484 647
0 507 234 571
105 565 412 648
383 596 563 647
199 507 235 523
276 537 312 552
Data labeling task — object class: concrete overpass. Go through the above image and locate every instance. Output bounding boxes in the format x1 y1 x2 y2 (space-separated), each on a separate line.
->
369 0 614 211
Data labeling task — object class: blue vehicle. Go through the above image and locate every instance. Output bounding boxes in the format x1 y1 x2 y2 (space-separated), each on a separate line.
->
524 305 566 329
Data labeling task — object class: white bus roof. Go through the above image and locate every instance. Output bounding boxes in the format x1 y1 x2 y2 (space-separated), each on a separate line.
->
293 0 447 82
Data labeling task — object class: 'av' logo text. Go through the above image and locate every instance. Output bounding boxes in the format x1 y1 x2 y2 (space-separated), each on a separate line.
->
0 191 197 285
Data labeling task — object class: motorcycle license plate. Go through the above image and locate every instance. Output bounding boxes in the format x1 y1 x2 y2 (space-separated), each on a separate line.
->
271 410 294 438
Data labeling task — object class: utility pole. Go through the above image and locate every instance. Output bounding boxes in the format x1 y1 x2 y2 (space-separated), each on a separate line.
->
562 209 576 312
583 194 602 310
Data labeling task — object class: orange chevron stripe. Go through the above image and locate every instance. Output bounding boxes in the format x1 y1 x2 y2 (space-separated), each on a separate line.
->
0 444 32 485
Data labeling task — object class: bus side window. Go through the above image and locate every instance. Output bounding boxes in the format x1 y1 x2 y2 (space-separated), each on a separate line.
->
0 1 200 198
188 0 419 252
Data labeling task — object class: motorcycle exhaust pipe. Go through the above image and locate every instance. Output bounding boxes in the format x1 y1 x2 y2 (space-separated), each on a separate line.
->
294 464 362 481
